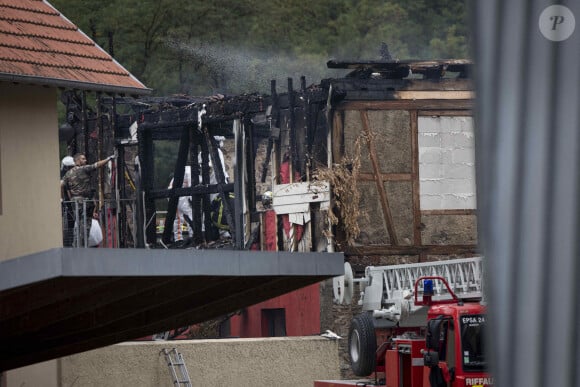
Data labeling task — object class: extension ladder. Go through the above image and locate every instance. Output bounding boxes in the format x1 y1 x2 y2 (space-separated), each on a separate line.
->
360 257 484 312
162 348 192 387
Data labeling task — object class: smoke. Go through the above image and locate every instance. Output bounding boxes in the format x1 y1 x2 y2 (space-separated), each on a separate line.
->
166 39 346 95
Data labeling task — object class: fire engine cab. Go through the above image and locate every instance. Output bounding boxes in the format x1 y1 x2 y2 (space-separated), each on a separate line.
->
316 257 492 387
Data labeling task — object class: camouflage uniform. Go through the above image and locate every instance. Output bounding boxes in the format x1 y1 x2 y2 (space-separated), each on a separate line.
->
63 164 98 246
64 164 97 199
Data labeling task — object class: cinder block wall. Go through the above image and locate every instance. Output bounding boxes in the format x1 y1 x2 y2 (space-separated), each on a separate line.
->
60 337 340 387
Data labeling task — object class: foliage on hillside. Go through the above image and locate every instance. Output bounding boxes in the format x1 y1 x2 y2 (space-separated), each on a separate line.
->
51 0 470 95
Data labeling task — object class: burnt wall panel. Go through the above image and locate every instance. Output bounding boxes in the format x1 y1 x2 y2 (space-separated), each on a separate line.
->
370 110 411 173
342 110 361 161
355 181 389 245
386 180 414 245
353 181 414 247
420 213 478 245
343 110 411 174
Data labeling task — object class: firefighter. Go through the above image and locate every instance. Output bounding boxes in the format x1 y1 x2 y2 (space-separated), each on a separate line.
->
213 136 229 184
168 166 193 246
201 138 231 240
200 136 229 201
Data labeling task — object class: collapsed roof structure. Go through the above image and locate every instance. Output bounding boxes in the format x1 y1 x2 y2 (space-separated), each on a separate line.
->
58 58 474 255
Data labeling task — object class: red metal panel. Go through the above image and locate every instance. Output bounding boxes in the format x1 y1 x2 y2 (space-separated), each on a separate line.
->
228 283 320 337
385 350 399 387
264 210 277 251
394 339 425 387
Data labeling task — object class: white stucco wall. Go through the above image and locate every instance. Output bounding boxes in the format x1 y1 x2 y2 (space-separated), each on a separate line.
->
418 116 476 210
59 337 341 387
0 83 62 261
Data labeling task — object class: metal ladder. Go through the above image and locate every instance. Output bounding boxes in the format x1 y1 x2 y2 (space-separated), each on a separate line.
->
381 256 483 302
162 348 192 387
360 257 484 312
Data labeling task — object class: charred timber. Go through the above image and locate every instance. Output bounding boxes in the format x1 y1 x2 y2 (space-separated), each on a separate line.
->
344 244 480 257
327 59 472 79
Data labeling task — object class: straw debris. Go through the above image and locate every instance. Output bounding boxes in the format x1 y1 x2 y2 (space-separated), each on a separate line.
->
314 135 366 246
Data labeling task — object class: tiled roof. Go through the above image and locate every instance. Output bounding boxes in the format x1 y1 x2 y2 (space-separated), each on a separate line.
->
0 0 150 95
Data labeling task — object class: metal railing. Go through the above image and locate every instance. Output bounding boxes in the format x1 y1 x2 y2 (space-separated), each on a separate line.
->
61 198 137 248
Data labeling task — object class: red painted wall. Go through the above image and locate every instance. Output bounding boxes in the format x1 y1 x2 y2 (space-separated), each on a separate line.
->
229 207 321 337
229 283 320 337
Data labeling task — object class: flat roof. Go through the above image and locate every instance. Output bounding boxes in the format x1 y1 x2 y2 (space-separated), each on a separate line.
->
0 248 344 371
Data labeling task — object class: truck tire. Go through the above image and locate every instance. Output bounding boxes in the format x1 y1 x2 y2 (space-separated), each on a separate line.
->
348 312 377 376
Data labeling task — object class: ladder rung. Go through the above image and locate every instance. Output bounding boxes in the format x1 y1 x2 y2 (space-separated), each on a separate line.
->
162 348 192 387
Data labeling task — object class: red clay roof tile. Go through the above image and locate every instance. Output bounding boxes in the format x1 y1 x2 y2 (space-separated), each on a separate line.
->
0 0 150 95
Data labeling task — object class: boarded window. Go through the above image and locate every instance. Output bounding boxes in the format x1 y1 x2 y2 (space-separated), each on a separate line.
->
418 116 476 210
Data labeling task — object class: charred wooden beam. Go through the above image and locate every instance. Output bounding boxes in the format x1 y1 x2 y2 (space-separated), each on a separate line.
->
160 125 191 244
136 125 153 247
410 110 421 246
288 78 298 179
233 119 244 249
360 110 398 245
327 59 472 80
245 120 257 213
337 100 475 111
196 127 212 244
344 244 479 257
261 80 278 183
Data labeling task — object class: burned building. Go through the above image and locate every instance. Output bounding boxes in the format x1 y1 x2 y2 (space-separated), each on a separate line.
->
60 59 476 260
59 60 476 368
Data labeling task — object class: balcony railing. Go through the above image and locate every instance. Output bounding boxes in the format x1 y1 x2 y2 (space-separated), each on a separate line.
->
61 198 137 248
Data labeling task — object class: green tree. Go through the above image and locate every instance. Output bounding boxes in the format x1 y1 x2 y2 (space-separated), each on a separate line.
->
394 0 469 58
330 0 412 60
51 0 471 96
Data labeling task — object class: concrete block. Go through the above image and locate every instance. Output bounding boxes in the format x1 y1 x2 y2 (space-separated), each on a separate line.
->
418 116 440 133
420 179 447 195
420 194 444 210
442 164 474 180
456 116 474 132
441 194 477 209
419 147 442 164
418 132 441 147
447 179 476 195
419 116 473 134
419 163 442 179
438 149 453 164
455 132 475 148
452 148 475 164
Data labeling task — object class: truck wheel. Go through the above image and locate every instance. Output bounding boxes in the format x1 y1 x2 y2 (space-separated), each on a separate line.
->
349 312 376 376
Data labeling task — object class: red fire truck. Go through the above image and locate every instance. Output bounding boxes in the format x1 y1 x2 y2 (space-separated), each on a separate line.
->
316 257 492 387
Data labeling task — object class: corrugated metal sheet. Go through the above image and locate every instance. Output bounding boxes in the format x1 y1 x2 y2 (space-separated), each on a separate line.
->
473 1 580 386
